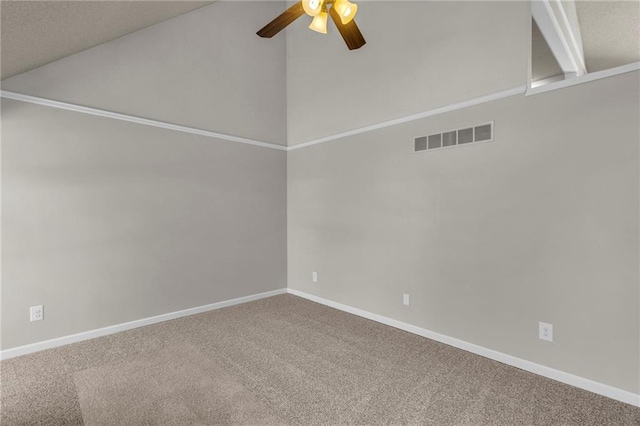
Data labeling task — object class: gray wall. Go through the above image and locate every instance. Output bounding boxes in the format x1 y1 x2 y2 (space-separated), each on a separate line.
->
2 99 287 350
1 2 287 145
1 1 288 350
2 0 638 398
287 71 640 393
286 1 529 146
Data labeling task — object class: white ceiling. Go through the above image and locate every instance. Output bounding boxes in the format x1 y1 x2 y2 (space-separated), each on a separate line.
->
576 0 640 72
1 1 214 80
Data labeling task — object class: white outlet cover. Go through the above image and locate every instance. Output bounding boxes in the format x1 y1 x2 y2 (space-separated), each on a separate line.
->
539 321 553 342
312 271 318 283
30 305 44 322
403 294 410 306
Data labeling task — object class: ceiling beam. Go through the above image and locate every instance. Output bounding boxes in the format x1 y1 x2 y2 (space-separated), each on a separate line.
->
532 0 586 77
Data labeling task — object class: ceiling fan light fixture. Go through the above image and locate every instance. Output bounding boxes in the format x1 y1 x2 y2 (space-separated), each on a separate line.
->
302 0 325 17
333 0 357 24
308 10 328 34
256 0 365 50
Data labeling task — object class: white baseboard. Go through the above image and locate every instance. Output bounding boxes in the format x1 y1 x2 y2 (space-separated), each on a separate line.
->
3 286 638 407
287 288 640 408
0 288 287 360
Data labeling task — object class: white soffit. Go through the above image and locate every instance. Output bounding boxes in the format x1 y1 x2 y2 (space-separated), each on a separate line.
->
532 19 564 81
532 0 586 77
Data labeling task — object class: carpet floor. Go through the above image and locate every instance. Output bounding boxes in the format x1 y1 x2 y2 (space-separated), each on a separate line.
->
1 294 639 425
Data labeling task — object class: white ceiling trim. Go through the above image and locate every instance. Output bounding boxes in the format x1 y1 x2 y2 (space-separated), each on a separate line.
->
287 86 527 151
532 0 586 77
526 61 640 96
0 90 287 151
555 0 585 71
1 88 526 152
3 63 636 152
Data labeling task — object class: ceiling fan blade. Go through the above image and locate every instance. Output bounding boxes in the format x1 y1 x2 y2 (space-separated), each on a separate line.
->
329 6 366 50
257 2 305 38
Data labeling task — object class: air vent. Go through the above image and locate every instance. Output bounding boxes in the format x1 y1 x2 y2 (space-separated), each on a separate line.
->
474 124 492 142
443 131 457 147
458 128 473 144
414 122 494 153
428 134 442 149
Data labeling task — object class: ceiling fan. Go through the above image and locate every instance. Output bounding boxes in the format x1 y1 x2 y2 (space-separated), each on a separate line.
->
257 0 365 50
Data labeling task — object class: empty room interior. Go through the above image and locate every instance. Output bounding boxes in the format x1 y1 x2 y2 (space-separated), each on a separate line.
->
1 0 640 424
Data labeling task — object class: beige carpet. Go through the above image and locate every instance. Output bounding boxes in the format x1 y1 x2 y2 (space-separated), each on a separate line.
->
73 344 282 425
1 294 639 425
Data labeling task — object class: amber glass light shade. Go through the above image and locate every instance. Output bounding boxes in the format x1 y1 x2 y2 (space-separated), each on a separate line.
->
333 0 357 24
302 0 325 16
309 10 328 34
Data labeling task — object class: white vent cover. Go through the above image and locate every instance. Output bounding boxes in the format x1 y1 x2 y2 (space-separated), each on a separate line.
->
414 122 494 152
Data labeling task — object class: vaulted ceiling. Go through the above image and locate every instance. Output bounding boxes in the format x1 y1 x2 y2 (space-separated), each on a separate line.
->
2 1 638 83
1 1 214 80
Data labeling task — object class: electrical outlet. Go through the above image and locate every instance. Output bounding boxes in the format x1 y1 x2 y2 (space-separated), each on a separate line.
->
30 305 44 322
403 294 410 306
539 322 553 342
312 271 318 283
